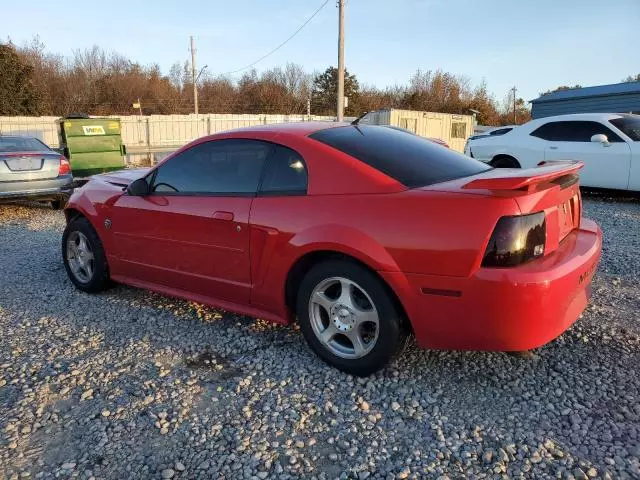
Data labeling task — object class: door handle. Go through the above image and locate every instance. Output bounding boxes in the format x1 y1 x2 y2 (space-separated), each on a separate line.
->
212 211 234 221
549 146 558 150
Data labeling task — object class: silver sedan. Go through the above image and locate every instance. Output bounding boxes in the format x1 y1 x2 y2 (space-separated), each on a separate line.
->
0 136 73 209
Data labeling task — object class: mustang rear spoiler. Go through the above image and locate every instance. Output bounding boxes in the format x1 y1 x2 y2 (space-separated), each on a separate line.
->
463 161 584 191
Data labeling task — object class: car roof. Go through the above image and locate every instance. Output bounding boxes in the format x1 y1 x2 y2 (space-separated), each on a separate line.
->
219 121 347 137
529 113 627 124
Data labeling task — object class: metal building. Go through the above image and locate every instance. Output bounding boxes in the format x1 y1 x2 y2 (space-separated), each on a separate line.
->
530 82 640 119
361 109 474 152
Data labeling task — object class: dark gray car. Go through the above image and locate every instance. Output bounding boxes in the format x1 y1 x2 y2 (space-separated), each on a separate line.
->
0 136 73 209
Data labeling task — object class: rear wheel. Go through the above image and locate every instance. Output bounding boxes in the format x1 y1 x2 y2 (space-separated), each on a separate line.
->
296 259 408 376
490 155 520 168
62 217 111 293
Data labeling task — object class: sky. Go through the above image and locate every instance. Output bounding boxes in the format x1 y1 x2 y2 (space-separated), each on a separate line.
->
3 0 639 104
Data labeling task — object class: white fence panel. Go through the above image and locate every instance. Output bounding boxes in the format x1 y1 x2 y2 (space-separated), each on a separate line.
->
119 117 148 147
0 114 336 164
0 116 61 147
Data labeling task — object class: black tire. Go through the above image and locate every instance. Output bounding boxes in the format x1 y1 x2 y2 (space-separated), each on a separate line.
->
296 259 408 376
62 217 111 293
51 199 65 210
490 155 520 168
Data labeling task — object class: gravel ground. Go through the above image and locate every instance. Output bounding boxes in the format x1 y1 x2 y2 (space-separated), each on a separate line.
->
0 196 638 480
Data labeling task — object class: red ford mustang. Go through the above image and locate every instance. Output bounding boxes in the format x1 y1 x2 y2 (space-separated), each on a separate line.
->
62 123 602 376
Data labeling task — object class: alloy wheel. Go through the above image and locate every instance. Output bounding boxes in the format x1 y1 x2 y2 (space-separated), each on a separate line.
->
308 276 379 359
66 231 95 284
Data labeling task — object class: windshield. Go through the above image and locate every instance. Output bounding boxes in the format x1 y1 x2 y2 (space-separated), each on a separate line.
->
310 125 490 188
0 136 50 152
610 115 640 141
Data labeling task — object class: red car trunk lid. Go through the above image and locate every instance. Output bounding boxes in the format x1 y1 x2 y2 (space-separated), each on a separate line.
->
463 161 584 253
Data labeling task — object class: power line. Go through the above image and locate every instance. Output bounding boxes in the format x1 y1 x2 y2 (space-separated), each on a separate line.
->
219 0 329 76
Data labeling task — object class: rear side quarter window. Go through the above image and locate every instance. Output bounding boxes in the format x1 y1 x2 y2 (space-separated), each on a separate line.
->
259 145 308 195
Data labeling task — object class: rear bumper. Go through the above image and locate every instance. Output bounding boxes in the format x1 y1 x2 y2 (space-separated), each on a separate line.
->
382 218 602 351
0 175 73 202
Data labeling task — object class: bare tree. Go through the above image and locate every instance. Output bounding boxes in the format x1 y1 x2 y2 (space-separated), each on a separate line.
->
8 38 518 123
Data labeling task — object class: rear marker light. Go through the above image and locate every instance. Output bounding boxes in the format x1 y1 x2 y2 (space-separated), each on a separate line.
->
482 212 546 267
58 156 71 176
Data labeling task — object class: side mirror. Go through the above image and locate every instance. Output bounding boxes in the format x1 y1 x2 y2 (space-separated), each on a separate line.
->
127 177 150 196
590 134 610 146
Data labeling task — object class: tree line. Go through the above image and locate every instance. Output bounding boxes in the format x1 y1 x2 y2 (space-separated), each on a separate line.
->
2 38 533 125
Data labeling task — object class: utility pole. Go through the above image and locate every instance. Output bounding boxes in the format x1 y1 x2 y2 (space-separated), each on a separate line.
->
512 86 517 124
336 0 345 122
190 36 198 115
307 97 311 119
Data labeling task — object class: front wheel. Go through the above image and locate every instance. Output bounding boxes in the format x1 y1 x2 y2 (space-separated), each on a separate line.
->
296 259 408 376
62 217 111 293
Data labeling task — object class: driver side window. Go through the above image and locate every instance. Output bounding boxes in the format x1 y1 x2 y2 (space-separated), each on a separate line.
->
150 139 270 195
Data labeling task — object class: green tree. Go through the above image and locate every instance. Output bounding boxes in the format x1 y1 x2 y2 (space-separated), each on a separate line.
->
0 43 43 115
311 67 359 116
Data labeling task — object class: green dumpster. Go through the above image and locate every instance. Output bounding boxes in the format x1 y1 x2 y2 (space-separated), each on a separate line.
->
59 117 127 178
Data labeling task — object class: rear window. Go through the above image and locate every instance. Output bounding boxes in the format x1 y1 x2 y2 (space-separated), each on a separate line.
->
610 115 640 141
0 136 49 152
309 125 489 188
489 127 513 136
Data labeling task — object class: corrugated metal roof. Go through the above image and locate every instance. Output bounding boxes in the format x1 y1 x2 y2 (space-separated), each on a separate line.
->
531 81 640 104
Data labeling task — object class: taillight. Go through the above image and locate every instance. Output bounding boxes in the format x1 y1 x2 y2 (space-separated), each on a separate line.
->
58 156 71 175
482 212 546 267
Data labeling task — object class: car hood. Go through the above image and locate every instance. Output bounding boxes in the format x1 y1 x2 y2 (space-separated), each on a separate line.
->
93 168 150 185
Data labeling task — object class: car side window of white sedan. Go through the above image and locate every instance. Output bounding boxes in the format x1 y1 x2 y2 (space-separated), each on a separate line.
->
530 121 624 143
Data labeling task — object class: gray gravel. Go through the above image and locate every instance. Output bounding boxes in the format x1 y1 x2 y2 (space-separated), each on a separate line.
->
0 196 639 479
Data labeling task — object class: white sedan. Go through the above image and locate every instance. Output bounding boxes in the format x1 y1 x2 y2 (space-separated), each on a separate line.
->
464 113 640 191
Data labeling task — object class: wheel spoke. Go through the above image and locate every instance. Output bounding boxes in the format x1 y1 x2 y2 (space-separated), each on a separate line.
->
78 236 89 253
337 279 354 308
312 291 334 313
353 308 379 327
84 262 94 279
318 324 338 344
346 330 367 357
69 258 82 274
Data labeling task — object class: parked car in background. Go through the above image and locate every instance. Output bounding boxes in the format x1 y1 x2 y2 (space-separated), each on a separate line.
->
465 125 517 150
0 136 73 209
62 123 601 376
464 113 640 191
